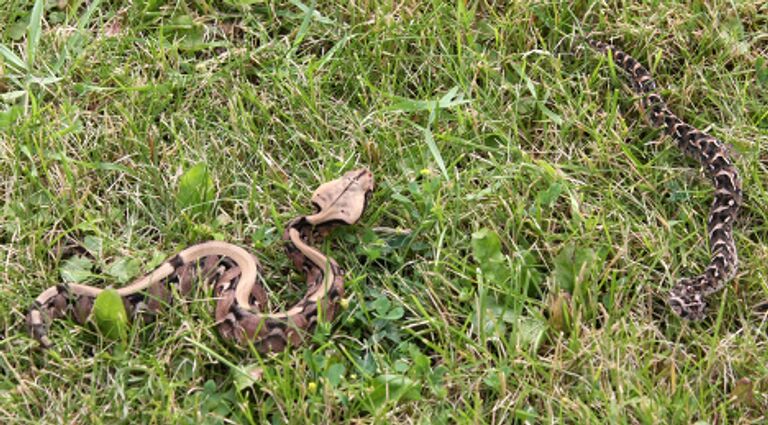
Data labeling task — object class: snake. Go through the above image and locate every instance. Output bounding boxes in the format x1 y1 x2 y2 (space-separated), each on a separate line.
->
26 168 374 352
585 37 742 320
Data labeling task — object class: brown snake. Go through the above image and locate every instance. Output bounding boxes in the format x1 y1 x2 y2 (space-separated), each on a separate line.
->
27 169 374 352
586 38 742 319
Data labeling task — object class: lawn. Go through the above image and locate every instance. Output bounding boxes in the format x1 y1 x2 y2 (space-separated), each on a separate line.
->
1 0 767 423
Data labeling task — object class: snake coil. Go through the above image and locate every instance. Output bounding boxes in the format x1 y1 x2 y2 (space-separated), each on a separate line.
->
27 169 374 352
586 38 742 319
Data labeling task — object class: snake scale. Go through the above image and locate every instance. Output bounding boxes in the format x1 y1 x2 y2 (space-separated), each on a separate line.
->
27 169 374 352
586 38 742 319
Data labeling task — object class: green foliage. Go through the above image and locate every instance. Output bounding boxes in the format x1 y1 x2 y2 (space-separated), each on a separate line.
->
160 15 207 51
105 258 141 284
553 243 596 293
177 163 215 219
25 0 43 68
92 288 129 342
60 256 95 283
364 374 421 412
385 86 470 180
471 227 510 286
325 363 345 388
2 0 767 423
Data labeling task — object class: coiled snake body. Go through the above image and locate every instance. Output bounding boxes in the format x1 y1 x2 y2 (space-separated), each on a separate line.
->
586 38 742 319
27 169 374 352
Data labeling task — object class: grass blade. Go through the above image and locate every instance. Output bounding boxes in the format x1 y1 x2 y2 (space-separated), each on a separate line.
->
0 45 27 72
417 123 450 181
290 0 317 54
438 86 470 109
385 98 435 113
55 0 103 72
26 0 45 68
289 0 333 24
0 90 27 102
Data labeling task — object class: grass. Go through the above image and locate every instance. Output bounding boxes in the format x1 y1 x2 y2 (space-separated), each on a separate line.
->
1 0 767 423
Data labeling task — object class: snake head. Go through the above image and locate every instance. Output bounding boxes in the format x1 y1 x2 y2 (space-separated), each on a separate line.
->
306 168 374 226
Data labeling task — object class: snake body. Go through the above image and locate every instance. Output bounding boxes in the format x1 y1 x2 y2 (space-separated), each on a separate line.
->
27 169 374 352
586 38 742 319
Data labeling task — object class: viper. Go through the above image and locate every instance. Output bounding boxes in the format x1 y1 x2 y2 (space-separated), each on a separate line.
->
585 38 742 320
27 168 374 352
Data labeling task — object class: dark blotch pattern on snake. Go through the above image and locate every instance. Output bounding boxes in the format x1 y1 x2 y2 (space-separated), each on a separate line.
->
586 37 742 320
27 169 374 352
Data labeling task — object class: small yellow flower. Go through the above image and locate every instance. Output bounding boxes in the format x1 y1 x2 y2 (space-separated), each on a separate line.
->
419 168 432 177
308 382 318 394
340 297 350 310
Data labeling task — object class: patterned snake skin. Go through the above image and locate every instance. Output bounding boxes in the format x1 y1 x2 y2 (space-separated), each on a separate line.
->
27 169 374 352
586 38 742 320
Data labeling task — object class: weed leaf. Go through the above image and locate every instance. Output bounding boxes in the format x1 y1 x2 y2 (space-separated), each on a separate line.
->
106 258 141 284
60 256 95 283
366 374 421 411
177 163 214 218
471 227 510 285
93 288 129 342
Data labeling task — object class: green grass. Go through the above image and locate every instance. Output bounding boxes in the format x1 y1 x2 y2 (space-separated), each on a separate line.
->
1 0 767 423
